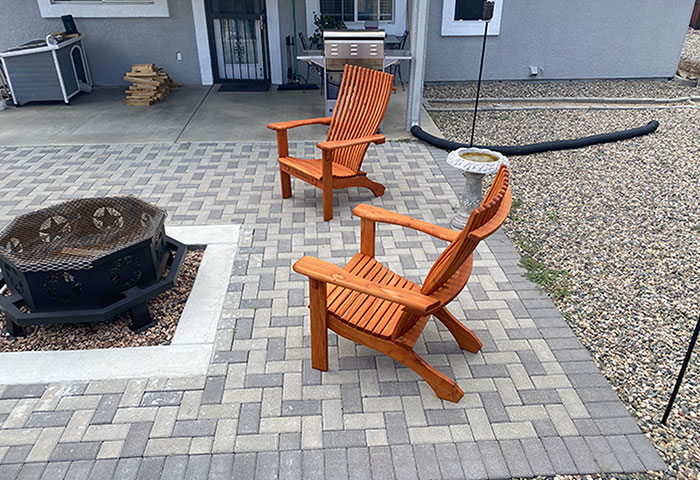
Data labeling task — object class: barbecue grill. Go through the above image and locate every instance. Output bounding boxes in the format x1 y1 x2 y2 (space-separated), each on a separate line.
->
0 197 186 337
323 30 386 115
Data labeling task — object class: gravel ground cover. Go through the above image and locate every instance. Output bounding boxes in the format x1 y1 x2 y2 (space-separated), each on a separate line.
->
424 78 700 100
430 106 700 479
0 248 203 352
679 28 700 77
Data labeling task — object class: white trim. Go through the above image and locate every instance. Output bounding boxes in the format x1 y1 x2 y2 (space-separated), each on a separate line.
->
69 45 92 94
0 225 240 385
265 0 283 84
37 0 170 18
192 0 214 85
191 0 281 85
51 50 71 103
441 0 503 36
407 0 429 129
0 35 83 59
0 58 17 106
306 0 406 37
306 0 320 38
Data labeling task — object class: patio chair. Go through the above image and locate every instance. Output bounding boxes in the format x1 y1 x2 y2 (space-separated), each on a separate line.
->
298 32 323 94
267 64 394 221
386 30 408 90
293 165 511 402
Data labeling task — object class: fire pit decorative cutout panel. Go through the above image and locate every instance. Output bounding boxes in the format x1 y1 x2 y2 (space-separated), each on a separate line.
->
0 197 186 337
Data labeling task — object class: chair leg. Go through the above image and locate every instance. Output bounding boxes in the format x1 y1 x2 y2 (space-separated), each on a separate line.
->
434 307 483 353
394 347 464 402
280 168 292 199
317 67 324 95
360 177 386 197
309 279 328 371
304 63 311 91
322 180 333 221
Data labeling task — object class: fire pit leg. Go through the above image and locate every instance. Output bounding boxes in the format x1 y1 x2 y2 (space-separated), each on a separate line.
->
129 303 155 333
5 316 27 338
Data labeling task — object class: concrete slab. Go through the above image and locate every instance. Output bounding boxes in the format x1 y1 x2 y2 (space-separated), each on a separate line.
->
0 87 210 146
0 84 419 146
178 85 414 142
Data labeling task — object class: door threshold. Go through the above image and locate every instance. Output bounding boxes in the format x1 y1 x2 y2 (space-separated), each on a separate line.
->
218 81 270 92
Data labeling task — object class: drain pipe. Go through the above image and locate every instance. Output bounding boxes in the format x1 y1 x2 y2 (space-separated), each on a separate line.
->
410 120 659 156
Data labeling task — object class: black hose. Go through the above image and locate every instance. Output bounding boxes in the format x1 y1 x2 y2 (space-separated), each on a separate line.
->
410 120 659 156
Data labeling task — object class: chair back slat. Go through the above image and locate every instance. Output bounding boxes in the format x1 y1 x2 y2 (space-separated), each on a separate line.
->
387 166 510 341
421 166 511 296
327 65 394 172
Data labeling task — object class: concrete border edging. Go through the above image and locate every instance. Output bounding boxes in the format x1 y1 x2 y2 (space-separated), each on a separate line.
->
0 224 240 385
423 95 700 112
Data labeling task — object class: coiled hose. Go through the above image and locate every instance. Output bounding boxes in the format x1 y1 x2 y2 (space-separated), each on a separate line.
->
410 120 659 156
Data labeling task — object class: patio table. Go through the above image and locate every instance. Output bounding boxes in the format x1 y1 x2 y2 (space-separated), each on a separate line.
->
297 49 411 70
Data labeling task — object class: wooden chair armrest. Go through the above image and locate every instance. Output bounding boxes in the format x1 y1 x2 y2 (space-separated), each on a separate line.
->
353 204 459 242
317 134 385 152
267 117 332 131
293 256 439 314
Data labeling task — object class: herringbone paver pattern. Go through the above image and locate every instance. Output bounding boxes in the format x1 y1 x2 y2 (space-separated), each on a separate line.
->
0 141 664 479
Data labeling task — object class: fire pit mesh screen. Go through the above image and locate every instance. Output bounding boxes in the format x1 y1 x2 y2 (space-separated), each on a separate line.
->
0 197 166 273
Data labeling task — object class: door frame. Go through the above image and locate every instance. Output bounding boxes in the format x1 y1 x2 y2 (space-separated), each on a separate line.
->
191 0 283 85
205 0 271 84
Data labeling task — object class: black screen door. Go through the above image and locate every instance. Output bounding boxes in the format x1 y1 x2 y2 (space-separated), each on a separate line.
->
207 0 270 84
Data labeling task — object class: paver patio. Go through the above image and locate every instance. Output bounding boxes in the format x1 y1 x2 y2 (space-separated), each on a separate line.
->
0 140 665 479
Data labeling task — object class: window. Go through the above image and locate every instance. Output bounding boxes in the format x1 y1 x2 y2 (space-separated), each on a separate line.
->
320 0 393 23
36 0 170 18
441 0 503 36
454 0 484 21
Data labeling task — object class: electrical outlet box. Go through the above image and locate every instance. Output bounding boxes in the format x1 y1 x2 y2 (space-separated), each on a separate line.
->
529 65 539 76
176 52 183 61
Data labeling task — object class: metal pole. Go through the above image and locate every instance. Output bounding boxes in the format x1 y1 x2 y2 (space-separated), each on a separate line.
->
291 0 299 81
406 0 430 130
662 315 700 424
469 20 488 148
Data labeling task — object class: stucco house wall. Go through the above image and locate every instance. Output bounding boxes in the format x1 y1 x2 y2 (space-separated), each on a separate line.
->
425 0 695 82
0 0 694 86
0 0 203 86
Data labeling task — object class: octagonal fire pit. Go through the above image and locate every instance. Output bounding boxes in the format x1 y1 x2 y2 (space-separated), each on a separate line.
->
0 197 186 337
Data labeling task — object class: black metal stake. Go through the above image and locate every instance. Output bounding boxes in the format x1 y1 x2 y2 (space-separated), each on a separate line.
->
662 315 700 424
470 20 489 148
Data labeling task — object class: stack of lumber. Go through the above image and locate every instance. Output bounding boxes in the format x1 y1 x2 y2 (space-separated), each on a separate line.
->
124 64 182 106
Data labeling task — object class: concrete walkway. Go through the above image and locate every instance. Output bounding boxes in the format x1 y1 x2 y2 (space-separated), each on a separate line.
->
0 86 438 146
0 140 665 479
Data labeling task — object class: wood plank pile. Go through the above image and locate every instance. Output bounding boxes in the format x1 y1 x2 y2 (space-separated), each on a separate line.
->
123 64 182 106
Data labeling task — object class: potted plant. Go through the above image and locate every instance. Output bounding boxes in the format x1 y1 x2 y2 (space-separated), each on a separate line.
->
309 13 346 49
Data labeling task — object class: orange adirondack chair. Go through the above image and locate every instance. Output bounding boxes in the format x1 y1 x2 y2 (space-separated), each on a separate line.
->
293 166 512 402
267 64 394 221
